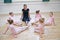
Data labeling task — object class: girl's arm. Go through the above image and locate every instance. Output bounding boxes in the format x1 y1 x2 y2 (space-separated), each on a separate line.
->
21 9 23 19
28 9 31 19
44 24 49 26
44 23 51 26
52 18 56 26
32 22 38 27
28 11 31 19
40 14 42 18
13 23 22 27
22 12 23 18
35 14 36 18
20 13 23 20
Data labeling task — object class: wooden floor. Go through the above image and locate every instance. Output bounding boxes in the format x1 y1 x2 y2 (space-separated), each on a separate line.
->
0 12 60 40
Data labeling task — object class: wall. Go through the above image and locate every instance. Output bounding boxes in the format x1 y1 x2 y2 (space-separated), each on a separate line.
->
0 0 60 14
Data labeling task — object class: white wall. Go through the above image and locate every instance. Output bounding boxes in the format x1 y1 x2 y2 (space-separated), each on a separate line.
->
0 0 60 14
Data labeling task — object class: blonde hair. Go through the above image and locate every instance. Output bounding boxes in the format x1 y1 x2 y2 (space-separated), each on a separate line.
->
50 12 53 15
39 18 45 23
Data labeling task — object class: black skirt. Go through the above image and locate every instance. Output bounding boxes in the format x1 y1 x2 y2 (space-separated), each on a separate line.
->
22 17 30 22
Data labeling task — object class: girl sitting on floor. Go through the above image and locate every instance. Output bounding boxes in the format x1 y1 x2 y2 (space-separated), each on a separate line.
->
3 18 28 38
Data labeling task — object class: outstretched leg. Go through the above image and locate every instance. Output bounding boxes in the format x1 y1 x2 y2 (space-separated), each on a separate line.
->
3 27 9 34
10 27 17 38
16 26 28 35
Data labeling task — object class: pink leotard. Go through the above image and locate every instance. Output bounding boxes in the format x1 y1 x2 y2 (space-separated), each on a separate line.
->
35 14 41 21
46 16 54 24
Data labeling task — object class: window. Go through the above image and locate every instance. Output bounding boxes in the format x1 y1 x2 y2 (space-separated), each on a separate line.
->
4 0 12 3
42 0 50 2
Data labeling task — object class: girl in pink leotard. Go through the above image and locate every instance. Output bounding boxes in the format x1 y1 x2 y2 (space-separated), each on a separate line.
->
3 18 28 38
7 12 20 24
29 10 42 25
46 12 55 26
35 10 42 22
32 18 45 38
32 18 52 38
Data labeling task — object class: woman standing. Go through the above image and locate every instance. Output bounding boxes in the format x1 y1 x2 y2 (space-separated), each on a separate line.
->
22 4 30 26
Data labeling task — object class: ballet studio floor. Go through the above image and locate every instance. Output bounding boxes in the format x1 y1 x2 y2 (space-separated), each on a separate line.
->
0 12 60 40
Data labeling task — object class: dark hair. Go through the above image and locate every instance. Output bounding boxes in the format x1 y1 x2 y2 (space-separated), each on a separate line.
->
24 4 27 6
36 10 40 13
9 12 13 15
7 19 13 24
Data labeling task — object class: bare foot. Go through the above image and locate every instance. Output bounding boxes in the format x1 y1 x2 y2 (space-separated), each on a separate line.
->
34 31 40 34
12 34 17 38
13 35 17 38
2 32 6 34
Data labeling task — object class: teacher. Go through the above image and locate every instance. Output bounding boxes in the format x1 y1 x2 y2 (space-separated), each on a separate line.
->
22 4 30 25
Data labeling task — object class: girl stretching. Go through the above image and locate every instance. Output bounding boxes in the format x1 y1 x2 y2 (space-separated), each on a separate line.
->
3 18 28 38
